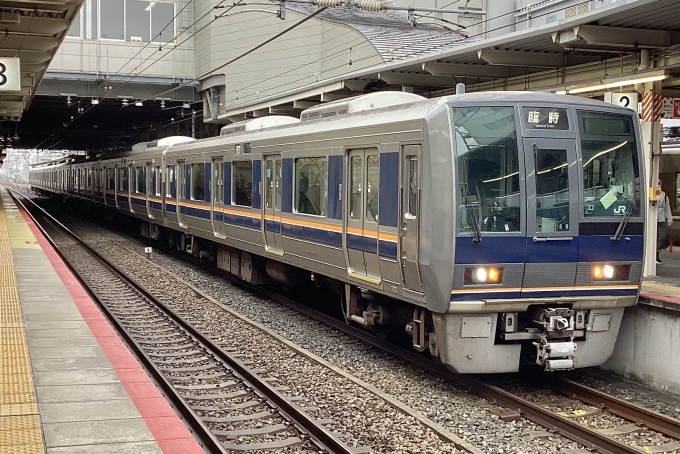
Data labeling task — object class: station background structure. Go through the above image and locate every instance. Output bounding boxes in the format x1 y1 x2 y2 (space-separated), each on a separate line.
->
0 0 678 277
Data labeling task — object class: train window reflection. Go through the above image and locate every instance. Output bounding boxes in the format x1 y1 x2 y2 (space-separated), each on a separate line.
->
350 156 362 220
191 163 205 201
233 161 253 206
295 157 327 216
135 166 145 194
578 111 640 218
535 148 569 232
366 154 379 223
454 106 520 233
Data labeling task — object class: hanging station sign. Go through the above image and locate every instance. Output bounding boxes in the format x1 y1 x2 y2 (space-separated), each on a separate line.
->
0 58 21 92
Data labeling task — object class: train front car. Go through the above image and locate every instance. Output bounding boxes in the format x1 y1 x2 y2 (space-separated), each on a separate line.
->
422 92 644 373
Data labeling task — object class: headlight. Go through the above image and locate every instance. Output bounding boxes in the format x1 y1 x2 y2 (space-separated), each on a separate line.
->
465 267 503 285
592 264 630 281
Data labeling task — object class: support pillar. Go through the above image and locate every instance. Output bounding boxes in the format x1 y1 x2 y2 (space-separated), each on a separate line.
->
640 81 662 277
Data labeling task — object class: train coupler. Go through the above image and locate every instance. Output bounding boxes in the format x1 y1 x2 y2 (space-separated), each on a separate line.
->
532 307 577 371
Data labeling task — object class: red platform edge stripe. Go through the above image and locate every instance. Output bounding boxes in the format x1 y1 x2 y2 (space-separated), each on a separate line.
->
640 292 680 304
17 204 204 454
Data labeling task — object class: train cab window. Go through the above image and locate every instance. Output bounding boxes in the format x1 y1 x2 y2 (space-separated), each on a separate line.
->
534 148 569 232
578 111 640 218
295 157 327 216
454 106 521 233
135 166 146 194
191 163 205 201
232 161 253 206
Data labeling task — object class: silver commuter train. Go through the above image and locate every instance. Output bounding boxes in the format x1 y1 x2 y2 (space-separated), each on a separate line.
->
30 91 646 373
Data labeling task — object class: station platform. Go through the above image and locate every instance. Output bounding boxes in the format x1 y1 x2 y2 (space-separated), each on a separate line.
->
0 187 203 454
641 247 680 310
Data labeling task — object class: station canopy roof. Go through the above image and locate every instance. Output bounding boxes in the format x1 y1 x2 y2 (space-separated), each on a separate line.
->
222 0 680 120
0 0 83 121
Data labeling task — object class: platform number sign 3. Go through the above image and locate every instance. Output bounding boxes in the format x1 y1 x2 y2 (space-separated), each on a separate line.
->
0 58 20 91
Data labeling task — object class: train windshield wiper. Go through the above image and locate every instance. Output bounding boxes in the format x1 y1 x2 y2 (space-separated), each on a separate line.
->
610 202 633 242
463 184 481 243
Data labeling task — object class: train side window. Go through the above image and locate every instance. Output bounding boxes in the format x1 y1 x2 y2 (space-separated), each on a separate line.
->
154 166 161 196
265 160 273 209
135 166 145 194
87 169 92 188
107 169 115 190
406 158 418 219
366 154 379 222
295 157 327 216
349 156 362 220
166 165 175 197
191 163 205 201
120 167 129 192
179 164 186 200
233 161 253 206
275 159 282 210
453 106 521 233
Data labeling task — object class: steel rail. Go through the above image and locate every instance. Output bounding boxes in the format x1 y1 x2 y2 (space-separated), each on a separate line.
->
13 190 358 454
24 191 678 454
9 190 228 454
547 376 680 439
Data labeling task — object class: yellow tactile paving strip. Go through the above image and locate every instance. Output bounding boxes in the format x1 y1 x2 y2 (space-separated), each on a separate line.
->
0 190 45 454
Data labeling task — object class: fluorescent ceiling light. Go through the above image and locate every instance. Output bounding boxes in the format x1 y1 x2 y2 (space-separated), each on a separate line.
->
555 72 668 95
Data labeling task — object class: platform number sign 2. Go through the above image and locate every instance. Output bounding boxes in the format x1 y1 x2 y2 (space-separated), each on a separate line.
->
0 58 20 91
604 92 639 111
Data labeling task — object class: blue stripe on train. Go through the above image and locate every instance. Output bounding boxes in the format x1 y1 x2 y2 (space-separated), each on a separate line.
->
166 203 177 213
224 212 261 230
282 222 342 248
150 201 162 210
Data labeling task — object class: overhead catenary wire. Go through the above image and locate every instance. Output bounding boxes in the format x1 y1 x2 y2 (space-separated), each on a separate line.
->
39 0 594 149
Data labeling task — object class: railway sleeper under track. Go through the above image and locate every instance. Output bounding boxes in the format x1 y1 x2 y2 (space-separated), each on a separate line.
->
13 190 370 454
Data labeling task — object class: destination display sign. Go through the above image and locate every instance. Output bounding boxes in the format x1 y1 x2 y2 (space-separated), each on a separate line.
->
522 107 569 130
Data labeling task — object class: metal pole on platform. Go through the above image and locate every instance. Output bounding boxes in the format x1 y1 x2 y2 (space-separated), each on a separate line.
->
641 80 662 277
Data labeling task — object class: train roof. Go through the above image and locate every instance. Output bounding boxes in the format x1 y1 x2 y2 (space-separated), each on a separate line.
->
444 91 632 112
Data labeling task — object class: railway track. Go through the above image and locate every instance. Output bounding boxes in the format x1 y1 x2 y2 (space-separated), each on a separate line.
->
12 191 369 454
20 191 680 454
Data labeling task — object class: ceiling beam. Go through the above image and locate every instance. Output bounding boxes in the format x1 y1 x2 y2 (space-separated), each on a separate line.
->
378 72 459 87
0 17 69 35
320 93 347 102
292 100 318 109
477 49 600 68
553 25 680 50
422 62 524 78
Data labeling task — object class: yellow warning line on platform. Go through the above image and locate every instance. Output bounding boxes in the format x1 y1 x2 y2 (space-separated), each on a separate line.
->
0 189 45 454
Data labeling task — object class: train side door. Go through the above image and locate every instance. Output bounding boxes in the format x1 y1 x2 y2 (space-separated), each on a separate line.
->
211 158 226 238
522 138 579 297
400 146 423 293
345 149 381 282
263 155 284 255
177 161 187 228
